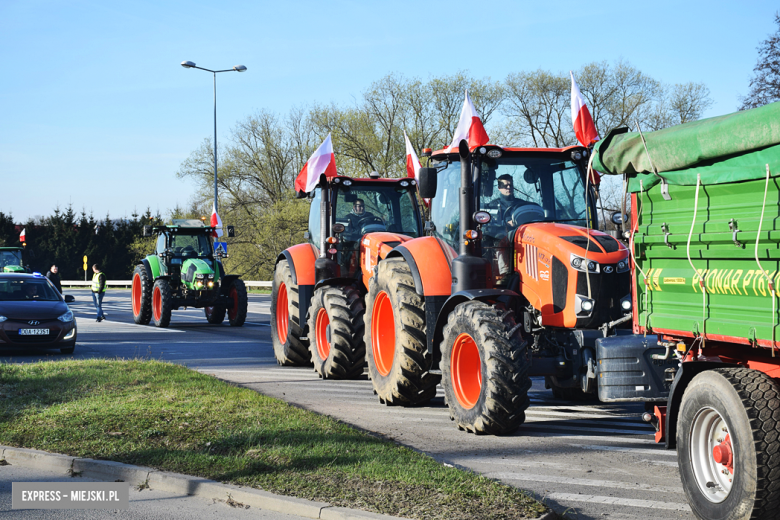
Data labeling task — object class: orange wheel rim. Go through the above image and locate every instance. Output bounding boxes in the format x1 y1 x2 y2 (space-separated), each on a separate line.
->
371 291 395 377
131 273 141 316
152 286 161 322
451 333 482 409
315 307 331 360
276 283 288 343
228 286 238 321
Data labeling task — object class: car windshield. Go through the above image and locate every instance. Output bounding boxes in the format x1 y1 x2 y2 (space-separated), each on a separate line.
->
0 250 23 268
334 184 421 241
0 279 60 301
169 233 212 257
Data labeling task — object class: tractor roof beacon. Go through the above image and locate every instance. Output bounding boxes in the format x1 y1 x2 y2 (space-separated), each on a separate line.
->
130 219 247 328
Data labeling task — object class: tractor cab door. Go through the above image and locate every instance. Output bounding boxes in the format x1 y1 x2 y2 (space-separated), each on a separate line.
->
155 233 169 276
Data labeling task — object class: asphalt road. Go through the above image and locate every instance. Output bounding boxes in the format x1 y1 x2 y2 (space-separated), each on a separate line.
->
1 289 694 520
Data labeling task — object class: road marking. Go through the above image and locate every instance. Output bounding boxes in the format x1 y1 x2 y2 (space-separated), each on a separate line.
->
486 472 683 494
568 444 677 456
546 492 690 511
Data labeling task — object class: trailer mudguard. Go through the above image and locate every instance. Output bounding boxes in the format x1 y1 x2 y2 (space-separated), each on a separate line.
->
277 243 317 336
664 360 739 449
430 289 521 363
385 237 454 297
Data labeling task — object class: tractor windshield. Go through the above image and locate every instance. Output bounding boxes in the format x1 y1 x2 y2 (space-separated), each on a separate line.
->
169 233 212 257
430 153 592 279
0 250 23 269
334 184 421 241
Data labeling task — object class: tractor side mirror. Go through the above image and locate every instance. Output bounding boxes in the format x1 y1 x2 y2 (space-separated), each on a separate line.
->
64 295 75 303
227 226 235 237
418 168 438 199
142 225 152 237
611 212 627 225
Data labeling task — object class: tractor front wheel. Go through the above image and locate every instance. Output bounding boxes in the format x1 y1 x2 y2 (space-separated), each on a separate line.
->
270 260 310 366
205 304 226 324
364 257 439 405
227 279 248 327
677 368 780 520
307 285 365 379
131 264 152 325
441 300 531 435
151 279 173 328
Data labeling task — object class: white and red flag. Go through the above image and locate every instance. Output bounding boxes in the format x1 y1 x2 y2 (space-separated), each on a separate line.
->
210 203 223 238
404 131 421 178
294 133 338 195
19 228 25 242
570 72 600 146
448 90 490 152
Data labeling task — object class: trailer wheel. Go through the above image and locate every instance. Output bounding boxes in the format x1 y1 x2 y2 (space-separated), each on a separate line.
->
307 285 365 379
131 264 152 325
151 279 172 328
441 300 531 435
227 279 248 327
204 304 226 324
270 260 311 366
677 368 780 520
365 257 440 405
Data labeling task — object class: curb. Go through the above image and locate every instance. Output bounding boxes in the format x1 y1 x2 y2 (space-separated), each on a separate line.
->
1 446 556 520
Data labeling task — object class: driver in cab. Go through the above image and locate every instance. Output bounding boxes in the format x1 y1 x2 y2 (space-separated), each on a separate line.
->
345 199 377 239
486 174 533 231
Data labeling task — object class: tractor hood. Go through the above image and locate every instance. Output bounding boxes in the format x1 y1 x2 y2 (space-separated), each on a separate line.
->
181 258 216 289
3 266 25 273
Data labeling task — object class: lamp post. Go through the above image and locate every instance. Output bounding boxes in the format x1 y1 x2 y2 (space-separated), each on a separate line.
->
181 60 247 214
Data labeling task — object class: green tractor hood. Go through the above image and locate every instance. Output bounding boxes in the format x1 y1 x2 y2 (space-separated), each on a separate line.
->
180 258 217 290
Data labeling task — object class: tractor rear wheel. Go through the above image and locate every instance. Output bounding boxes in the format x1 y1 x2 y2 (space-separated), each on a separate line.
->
271 260 310 366
364 257 439 405
441 300 531 435
677 368 780 520
151 279 173 328
227 279 248 327
205 304 226 324
131 264 152 325
307 285 365 379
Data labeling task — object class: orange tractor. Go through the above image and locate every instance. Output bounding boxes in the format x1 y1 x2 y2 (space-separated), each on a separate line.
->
362 141 633 434
271 174 423 378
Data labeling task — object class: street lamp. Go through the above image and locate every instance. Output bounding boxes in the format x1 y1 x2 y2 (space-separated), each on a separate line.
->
181 60 247 214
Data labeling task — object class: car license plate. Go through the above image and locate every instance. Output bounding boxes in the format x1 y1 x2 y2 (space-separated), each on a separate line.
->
19 329 49 335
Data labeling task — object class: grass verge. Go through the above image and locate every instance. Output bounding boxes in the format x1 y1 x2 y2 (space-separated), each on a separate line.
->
0 359 547 520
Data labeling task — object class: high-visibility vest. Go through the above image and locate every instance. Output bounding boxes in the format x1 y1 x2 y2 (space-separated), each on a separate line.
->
91 272 106 293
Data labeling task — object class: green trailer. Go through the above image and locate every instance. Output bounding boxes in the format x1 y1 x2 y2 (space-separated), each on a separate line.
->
592 102 780 520
0 247 29 273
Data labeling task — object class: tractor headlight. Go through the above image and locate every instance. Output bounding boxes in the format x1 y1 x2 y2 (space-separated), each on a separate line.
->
570 254 600 273
621 295 632 312
575 295 596 316
616 259 629 273
581 300 594 312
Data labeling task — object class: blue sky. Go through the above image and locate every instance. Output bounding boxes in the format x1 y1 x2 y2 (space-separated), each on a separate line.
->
1 0 776 222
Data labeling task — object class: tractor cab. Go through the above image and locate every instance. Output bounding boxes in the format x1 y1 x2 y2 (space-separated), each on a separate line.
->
0 247 28 273
307 176 423 286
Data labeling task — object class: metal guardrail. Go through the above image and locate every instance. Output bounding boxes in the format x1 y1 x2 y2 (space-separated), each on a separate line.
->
60 280 272 288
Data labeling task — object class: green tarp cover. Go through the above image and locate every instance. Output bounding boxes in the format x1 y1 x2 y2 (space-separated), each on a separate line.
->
592 101 780 192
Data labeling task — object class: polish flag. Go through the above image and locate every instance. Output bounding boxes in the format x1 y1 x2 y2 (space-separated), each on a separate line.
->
448 90 489 152
294 133 338 195
19 228 25 242
570 72 599 146
210 203 223 238
404 132 420 178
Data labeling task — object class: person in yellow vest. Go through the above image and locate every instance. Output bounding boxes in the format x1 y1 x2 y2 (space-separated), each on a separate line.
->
91 263 107 322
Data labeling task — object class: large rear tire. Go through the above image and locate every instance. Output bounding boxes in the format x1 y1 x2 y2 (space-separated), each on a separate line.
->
441 300 531 435
227 279 248 327
364 257 439 405
270 260 310 366
307 285 366 379
131 265 152 325
151 279 173 328
677 368 780 520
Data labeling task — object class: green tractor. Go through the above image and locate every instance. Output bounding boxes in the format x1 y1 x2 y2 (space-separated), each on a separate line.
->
0 247 29 273
131 219 248 328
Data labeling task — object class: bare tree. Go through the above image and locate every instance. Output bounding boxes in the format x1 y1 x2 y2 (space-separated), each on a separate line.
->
740 13 780 109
